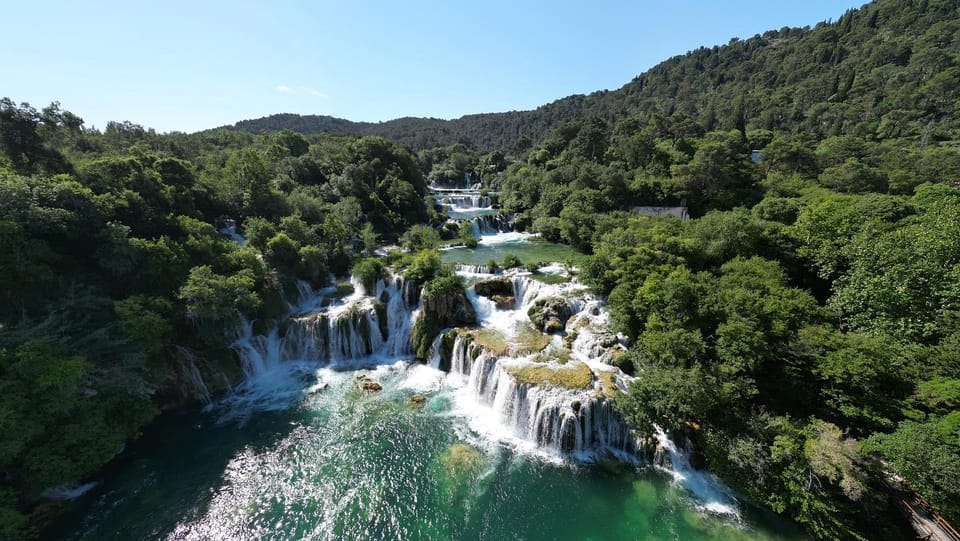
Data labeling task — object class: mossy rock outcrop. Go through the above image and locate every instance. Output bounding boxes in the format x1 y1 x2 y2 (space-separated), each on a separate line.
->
507 361 593 390
527 297 573 333
410 288 477 361
474 277 514 298
474 278 515 309
355 374 383 392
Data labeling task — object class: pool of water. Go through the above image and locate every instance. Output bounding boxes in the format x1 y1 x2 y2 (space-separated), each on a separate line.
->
441 233 584 267
44 365 802 541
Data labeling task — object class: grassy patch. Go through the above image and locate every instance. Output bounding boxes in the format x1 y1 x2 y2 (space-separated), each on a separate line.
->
514 325 551 354
508 361 594 390
597 370 619 399
440 443 484 478
465 326 552 357
528 272 570 285
467 328 509 355
533 347 572 365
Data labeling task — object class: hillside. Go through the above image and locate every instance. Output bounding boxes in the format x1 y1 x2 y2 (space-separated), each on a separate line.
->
226 0 960 152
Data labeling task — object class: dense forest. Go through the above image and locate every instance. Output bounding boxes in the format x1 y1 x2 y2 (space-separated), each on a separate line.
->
3 0 960 539
0 98 449 539
229 0 960 153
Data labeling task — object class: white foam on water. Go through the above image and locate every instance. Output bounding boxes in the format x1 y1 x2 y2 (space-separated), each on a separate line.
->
41 482 100 501
653 426 740 517
478 231 535 245
537 263 567 275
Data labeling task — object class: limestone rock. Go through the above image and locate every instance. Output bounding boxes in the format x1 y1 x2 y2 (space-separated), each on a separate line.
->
527 297 573 333
410 288 477 360
355 374 383 392
474 277 514 298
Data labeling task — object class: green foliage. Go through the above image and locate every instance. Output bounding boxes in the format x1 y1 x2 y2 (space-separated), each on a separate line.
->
867 421 960 523
818 158 886 193
0 338 155 517
618 364 715 430
672 130 758 212
178 266 260 344
403 250 442 284
399 224 440 252
423 272 464 297
351 258 385 293
242 216 276 250
360 222 378 256
829 198 960 341
264 233 301 276
501 254 522 270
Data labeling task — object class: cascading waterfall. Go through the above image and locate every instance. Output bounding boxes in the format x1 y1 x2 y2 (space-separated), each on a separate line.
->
653 426 740 515
234 274 420 380
509 273 589 314
229 264 705 489
442 194 492 209
446 334 638 457
468 214 513 237
456 263 496 275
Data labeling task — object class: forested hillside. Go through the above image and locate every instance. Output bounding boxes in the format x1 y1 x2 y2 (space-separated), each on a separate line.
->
0 98 443 539
229 0 960 152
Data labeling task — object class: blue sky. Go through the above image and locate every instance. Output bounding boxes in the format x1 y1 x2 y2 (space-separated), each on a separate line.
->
1 1 866 133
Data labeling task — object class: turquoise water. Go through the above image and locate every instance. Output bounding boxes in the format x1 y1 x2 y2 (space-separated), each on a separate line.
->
45 237 804 540
441 235 583 267
45 366 803 541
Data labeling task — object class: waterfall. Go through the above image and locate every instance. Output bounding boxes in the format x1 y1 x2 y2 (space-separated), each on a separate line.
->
509 274 588 314
467 215 512 237
653 426 739 515
234 275 420 377
427 333 445 370
217 219 247 246
447 334 638 457
443 195 492 209
456 263 495 275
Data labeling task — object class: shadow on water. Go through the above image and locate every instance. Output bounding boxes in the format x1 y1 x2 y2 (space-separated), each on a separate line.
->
42 404 302 541
42 370 805 541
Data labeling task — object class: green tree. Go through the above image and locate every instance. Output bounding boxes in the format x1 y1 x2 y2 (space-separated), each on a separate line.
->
178 266 260 343
399 224 440 252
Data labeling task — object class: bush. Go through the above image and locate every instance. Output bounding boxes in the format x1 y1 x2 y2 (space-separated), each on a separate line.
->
424 272 465 297
501 254 522 269
351 258 385 292
400 224 440 252
403 250 442 283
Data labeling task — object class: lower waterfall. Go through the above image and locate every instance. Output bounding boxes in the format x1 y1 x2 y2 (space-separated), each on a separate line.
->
219 264 742 518
446 334 638 458
235 274 417 374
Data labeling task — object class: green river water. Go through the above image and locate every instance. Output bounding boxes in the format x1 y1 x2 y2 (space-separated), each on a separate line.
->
44 231 804 540
45 366 802 541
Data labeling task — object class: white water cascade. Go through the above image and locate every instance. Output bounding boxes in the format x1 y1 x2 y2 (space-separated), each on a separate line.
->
442 194 492 209
468 214 513 237
447 334 638 457
234 274 420 379
653 426 740 516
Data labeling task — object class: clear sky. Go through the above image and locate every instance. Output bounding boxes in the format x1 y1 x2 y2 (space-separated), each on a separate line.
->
1 0 866 133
